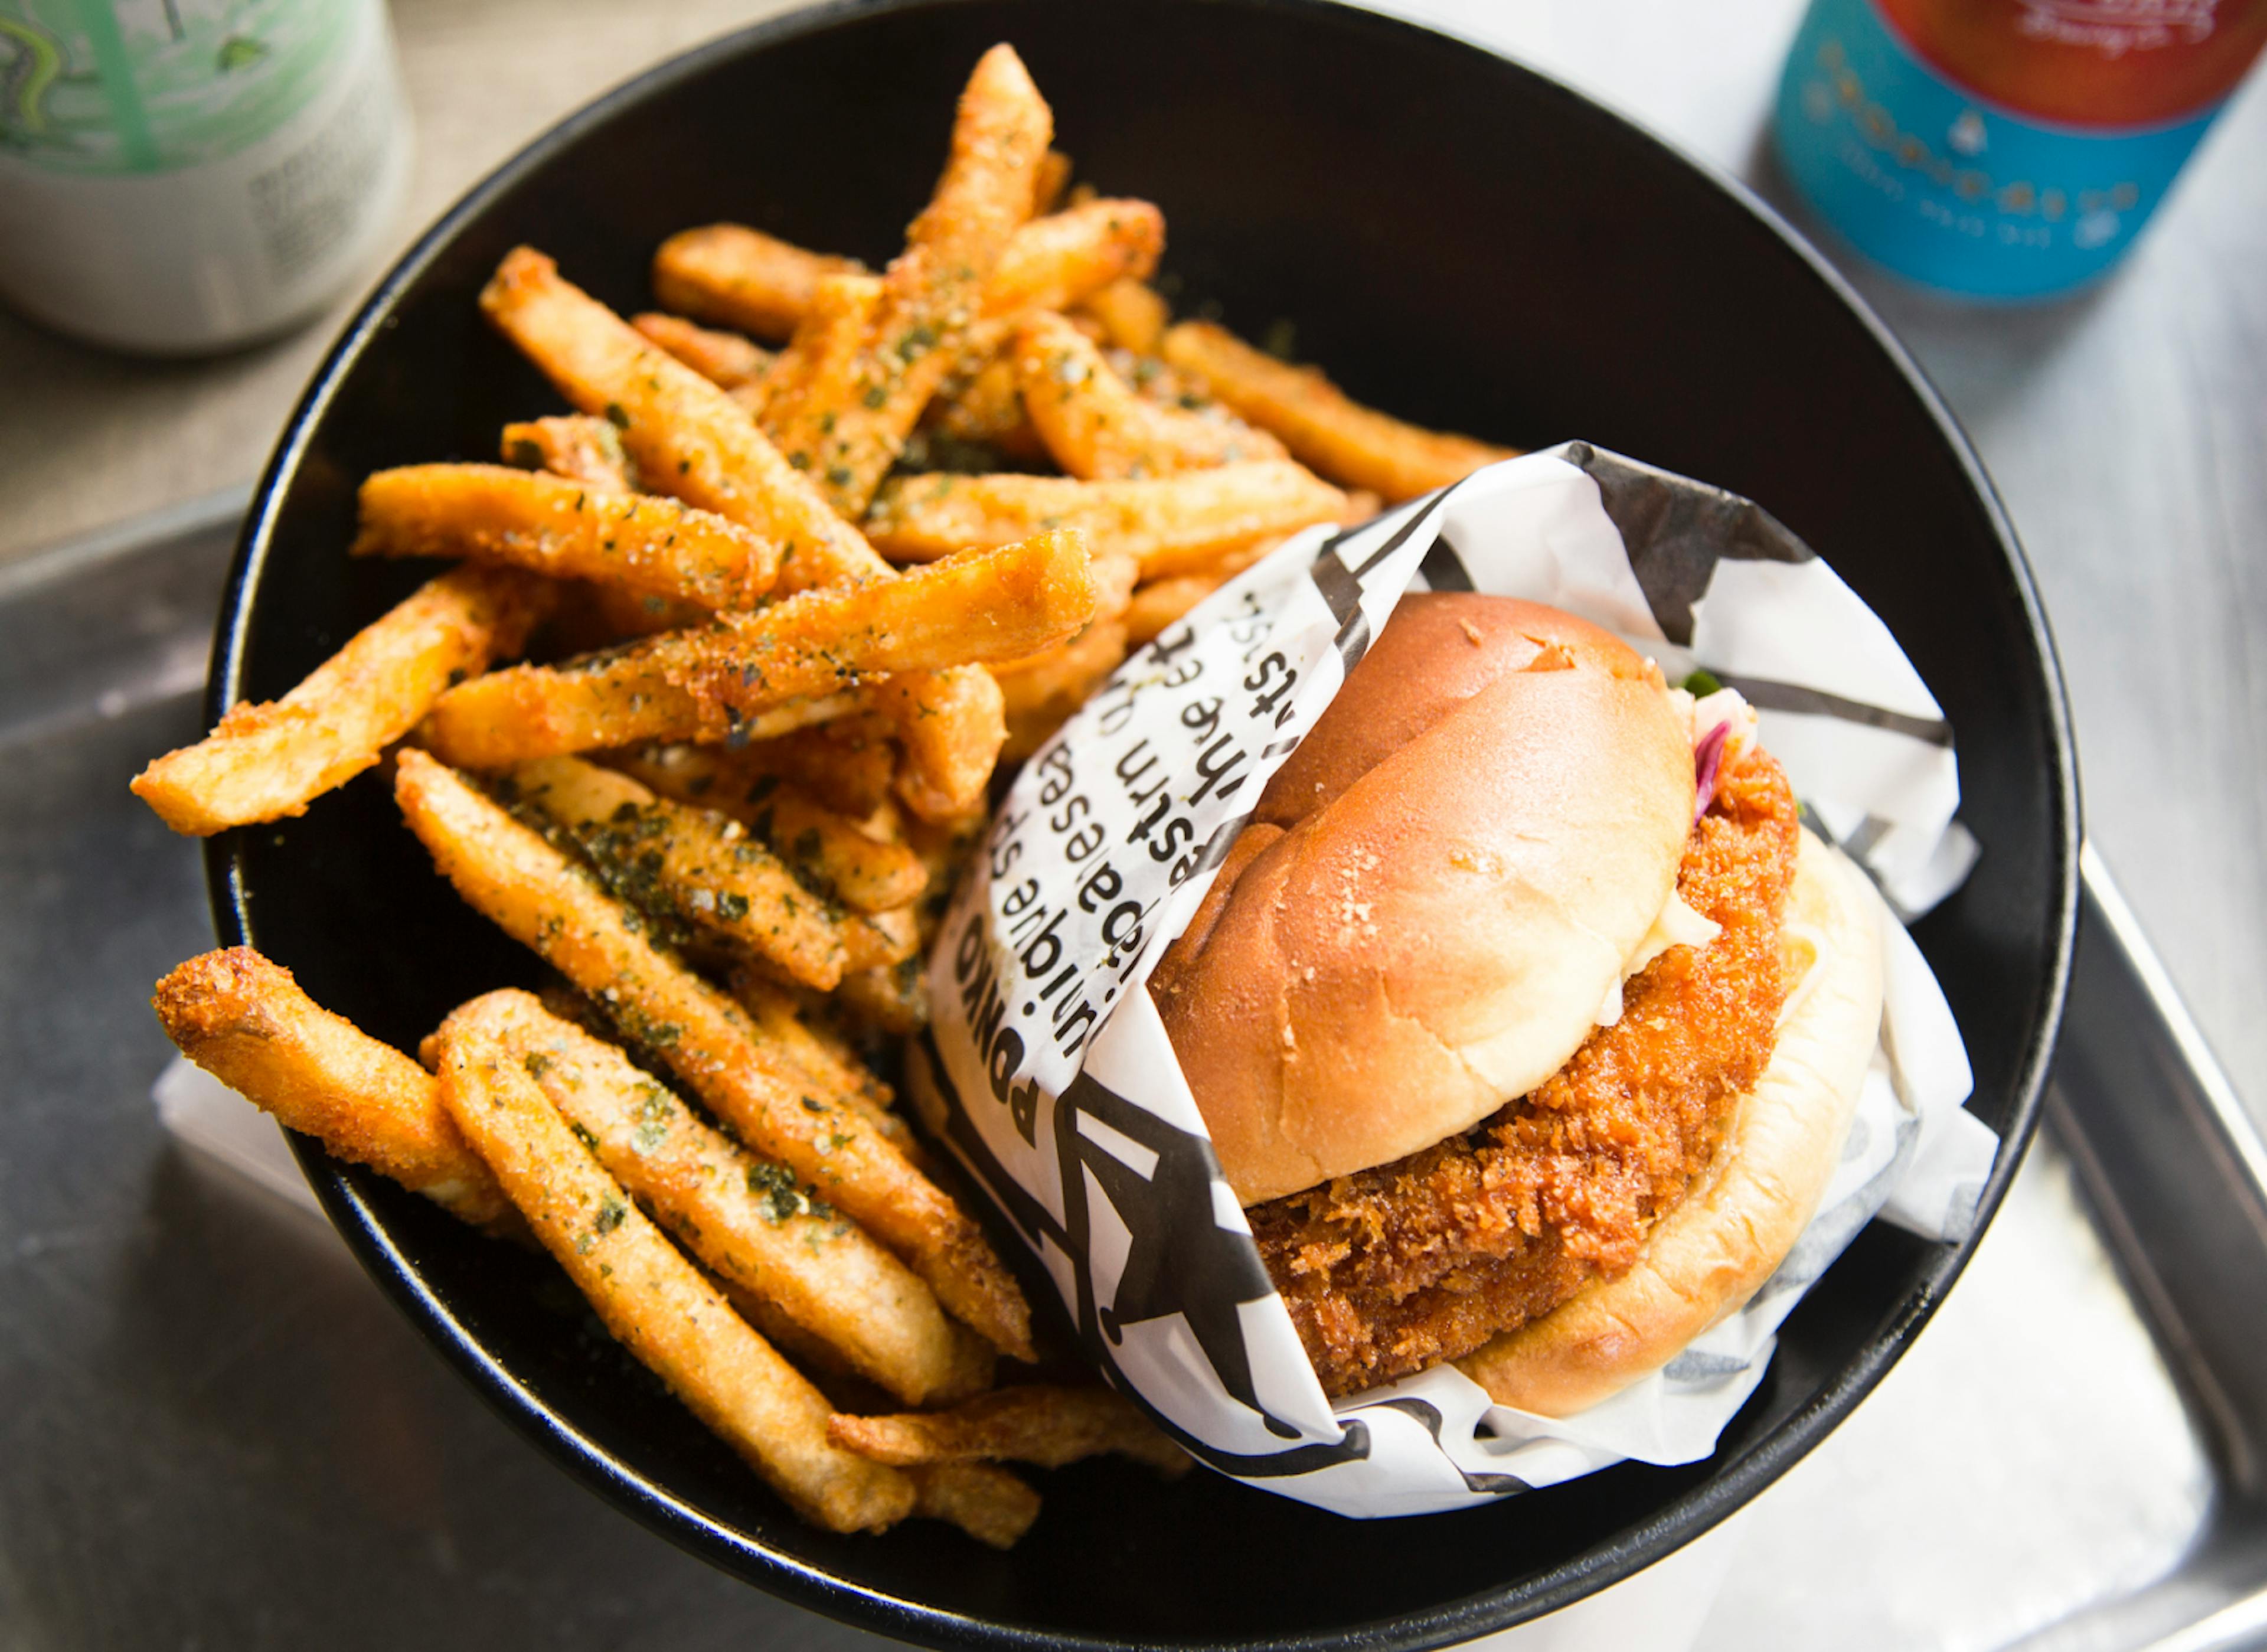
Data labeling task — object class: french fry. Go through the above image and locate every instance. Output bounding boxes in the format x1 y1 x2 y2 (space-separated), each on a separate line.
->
900 1036 958 1138
505 756 906 990
1119 351 1218 413
612 747 927 915
501 414 636 491
1014 312 1285 481
497 422 677 654
631 312 773 390
755 270 884 434
828 1386 1188 1474
481 246 890 593
727 969 896 1111
1031 146 1072 216
908 1463 1041 1550
393 750 1034 1358
912 197 1170 471
419 529 1097 769
836 959 929 1037
469 990 989 1406
429 998 915 1532
724 970 932 1168
494 250 1015 794
651 224 867 343
863 667 1008 822
569 582 714 645
1123 573 1223 645
920 345 1043 462
1090 546 1142 623
762 44 1053 521
354 465 781 612
1077 276 1171 355
671 713 899 818
981 197 1164 319
132 564 549 837
996 619 1129 761
1159 320 1517 501
651 197 1161 348
151 948 511 1227
864 463 1348 579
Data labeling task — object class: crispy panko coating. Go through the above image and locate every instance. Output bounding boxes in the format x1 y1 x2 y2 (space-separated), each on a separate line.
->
1249 746 1803 1396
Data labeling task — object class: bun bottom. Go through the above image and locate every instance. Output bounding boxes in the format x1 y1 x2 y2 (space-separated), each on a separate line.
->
1454 830 1886 1418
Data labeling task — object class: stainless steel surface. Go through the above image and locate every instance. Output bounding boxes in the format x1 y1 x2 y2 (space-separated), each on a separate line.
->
2011 848 2267 1652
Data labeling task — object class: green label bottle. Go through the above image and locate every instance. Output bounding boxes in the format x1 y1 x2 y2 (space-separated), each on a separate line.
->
0 0 411 353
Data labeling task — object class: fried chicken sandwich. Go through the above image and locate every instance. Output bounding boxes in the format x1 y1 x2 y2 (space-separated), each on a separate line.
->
1148 593 1885 1414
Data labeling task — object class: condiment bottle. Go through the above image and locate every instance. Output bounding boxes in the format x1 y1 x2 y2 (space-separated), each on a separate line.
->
1773 0 2267 299
0 0 411 354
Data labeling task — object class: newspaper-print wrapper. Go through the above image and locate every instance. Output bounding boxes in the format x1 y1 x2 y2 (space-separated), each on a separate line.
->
926 444 1997 1517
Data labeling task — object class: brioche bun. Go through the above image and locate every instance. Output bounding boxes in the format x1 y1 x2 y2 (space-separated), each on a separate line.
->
1149 595 1697 1206
1455 828 1884 1414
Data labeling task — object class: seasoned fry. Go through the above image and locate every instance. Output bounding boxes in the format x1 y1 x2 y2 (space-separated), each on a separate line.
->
1031 146 1072 216
1088 546 1142 623
698 714 900 818
469 990 989 1405
920 345 1042 461
762 44 1053 520
1159 320 1517 501
908 1463 1042 1550
394 750 1034 1358
755 270 884 433
724 969 931 1165
151 948 511 1227
132 564 548 837
993 616 1130 701
501 414 636 491
982 197 1164 319
481 246 890 593
995 619 1130 758
1120 351 1217 413
828 1386 1188 1474
1123 573 1224 644
506 756 906 990
1014 312 1285 481
430 998 914 1531
1077 276 1170 355
418 529 1097 768
727 969 896 1111
652 224 867 342
864 667 1008 822
569 582 713 645
836 959 929 1037
612 746 929 915
865 463 1347 579
354 464 780 612
901 1037 957 1139
652 196 1161 348
631 312 773 390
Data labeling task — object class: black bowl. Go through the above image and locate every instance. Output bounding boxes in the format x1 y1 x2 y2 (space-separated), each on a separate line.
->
204 1 2077 1645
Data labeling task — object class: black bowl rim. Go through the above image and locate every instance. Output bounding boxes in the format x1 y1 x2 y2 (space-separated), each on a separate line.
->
201 1 2081 1646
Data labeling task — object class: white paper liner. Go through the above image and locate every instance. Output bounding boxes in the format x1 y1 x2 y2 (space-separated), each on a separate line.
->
927 445 1998 1517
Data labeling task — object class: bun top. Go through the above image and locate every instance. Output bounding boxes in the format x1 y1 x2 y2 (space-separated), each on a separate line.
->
1149 595 1697 1205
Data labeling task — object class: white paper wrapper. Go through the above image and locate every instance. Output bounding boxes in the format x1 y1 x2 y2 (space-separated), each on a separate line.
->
929 443 1996 1517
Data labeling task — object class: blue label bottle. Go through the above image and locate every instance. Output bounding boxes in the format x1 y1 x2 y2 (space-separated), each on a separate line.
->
1773 0 2266 299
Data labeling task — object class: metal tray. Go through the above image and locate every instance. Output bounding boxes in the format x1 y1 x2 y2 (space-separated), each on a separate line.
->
1 500 2260 1650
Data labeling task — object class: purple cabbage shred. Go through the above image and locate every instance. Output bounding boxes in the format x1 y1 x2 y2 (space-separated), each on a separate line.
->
1693 720 1731 825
